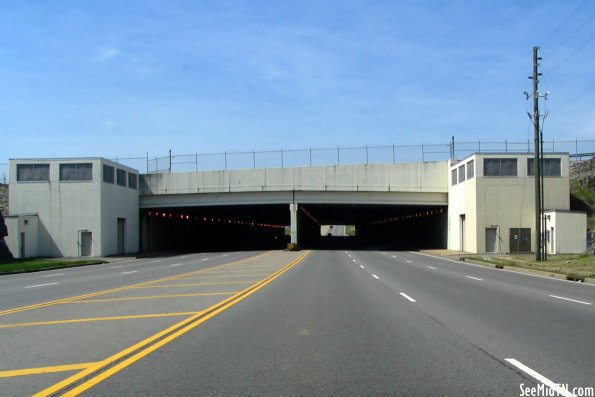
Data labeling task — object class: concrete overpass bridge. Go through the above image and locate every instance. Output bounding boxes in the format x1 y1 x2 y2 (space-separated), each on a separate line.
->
139 162 448 251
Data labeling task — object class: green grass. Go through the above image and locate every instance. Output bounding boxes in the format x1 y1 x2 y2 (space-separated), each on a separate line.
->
0 258 105 275
468 253 595 278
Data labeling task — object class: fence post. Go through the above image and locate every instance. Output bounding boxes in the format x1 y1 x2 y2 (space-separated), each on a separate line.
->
168 150 172 173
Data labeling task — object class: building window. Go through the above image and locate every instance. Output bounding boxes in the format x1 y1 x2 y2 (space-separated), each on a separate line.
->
128 173 137 189
483 158 517 176
116 169 127 187
103 165 114 184
60 163 93 181
527 158 561 177
451 169 457 185
467 160 474 179
16 164 49 182
458 165 466 183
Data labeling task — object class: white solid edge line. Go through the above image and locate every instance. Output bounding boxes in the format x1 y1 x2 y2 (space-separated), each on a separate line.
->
170 263 182 267
549 295 591 305
201 258 209 261
372 274 380 279
399 292 416 302
427 266 437 270
411 251 595 288
505 359 576 397
121 271 138 275
25 282 58 289
466 276 483 281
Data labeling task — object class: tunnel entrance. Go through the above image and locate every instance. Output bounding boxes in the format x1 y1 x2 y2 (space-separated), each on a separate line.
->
297 204 447 250
141 205 289 252
140 203 447 253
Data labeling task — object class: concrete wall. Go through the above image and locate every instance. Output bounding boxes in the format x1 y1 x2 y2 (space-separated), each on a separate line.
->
9 158 139 257
100 168 140 256
140 162 449 196
5 215 39 258
545 211 587 254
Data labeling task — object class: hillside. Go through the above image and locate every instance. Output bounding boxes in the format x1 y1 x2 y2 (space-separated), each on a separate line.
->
0 184 7 217
570 157 595 229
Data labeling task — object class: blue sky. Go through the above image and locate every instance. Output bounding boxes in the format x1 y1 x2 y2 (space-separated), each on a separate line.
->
1 0 594 168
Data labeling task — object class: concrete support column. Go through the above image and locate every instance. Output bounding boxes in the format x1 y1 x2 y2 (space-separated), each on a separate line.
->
289 203 298 245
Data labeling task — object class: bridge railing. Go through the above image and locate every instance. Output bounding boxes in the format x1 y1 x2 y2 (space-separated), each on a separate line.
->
1 139 594 178
141 139 595 174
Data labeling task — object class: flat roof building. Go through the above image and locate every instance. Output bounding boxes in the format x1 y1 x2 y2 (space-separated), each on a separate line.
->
7 158 139 258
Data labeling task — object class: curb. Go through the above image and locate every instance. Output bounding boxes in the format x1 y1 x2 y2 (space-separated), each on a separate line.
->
460 257 595 285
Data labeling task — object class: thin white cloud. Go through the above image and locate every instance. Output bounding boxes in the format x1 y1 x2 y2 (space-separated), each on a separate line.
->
97 46 120 60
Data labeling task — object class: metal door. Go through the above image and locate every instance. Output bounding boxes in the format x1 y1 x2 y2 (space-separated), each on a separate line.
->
20 232 25 258
485 228 497 253
81 231 92 257
117 218 126 255
509 228 531 253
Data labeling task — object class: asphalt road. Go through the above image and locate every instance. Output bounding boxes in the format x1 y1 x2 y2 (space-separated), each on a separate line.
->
1 250 593 396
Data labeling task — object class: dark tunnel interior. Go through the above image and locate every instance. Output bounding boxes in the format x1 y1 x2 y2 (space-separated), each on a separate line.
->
140 204 447 253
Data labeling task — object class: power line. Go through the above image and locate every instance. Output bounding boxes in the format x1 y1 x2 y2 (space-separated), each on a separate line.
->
545 31 595 75
540 0 589 50
549 80 595 114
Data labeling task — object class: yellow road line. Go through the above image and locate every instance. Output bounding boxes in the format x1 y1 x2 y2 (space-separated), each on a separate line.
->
179 274 269 280
129 281 255 289
0 362 96 378
0 252 270 317
203 268 278 274
0 312 201 329
34 251 310 397
68 292 238 303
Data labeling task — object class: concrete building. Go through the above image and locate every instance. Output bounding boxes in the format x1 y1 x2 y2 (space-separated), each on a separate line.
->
7 158 139 258
5 152 587 257
447 152 585 254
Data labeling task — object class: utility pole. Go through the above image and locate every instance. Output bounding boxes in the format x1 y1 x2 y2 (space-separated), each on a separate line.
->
530 46 542 261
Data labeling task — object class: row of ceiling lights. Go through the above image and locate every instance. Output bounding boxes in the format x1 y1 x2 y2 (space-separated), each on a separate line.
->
360 208 445 227
146 211 286 229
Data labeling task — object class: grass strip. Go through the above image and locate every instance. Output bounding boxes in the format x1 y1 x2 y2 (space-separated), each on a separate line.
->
467 254 595 278
0 259 105 275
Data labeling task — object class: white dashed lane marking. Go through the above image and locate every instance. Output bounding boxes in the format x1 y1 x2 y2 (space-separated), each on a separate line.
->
25 283 58 289
549 295 591 306
399 292 416 302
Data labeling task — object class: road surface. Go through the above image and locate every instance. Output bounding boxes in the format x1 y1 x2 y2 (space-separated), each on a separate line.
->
0 250 593 396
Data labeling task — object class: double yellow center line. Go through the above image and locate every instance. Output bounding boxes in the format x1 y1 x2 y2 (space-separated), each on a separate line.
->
33 251 309 396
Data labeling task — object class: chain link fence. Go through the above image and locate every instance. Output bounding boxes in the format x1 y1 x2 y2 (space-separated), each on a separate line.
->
1 139 594 177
